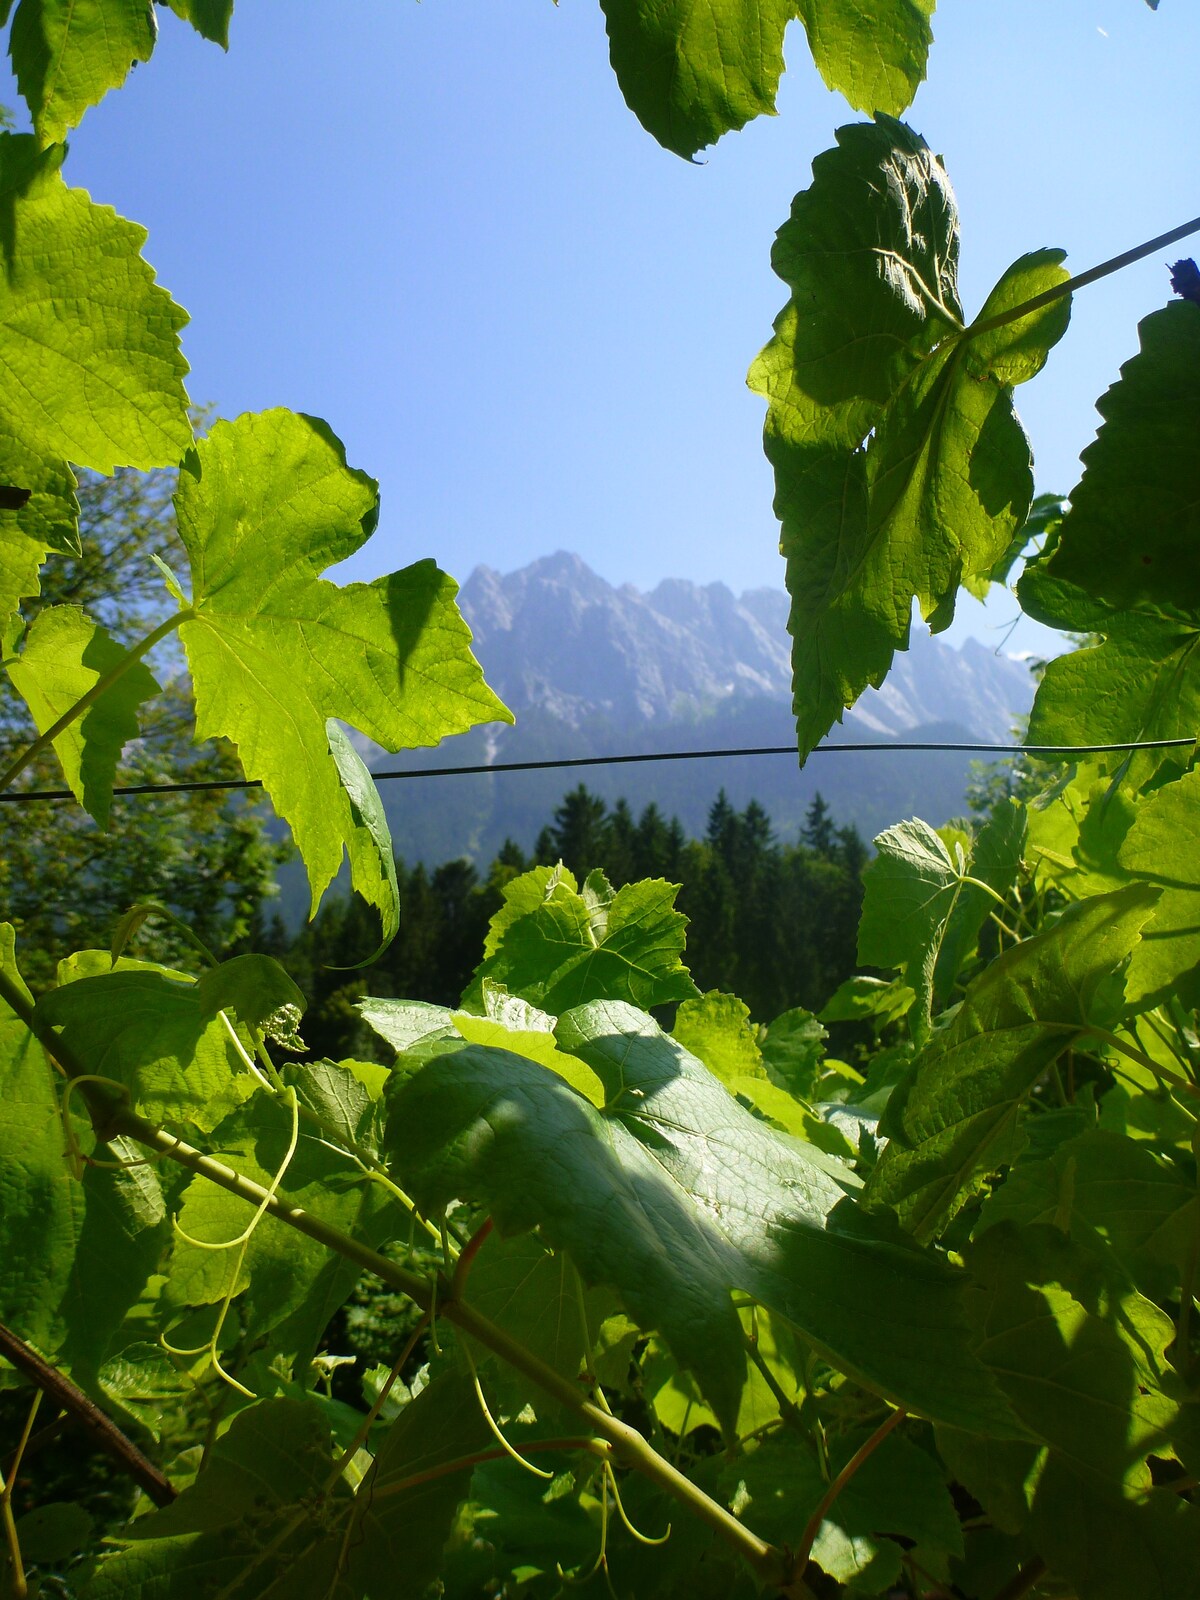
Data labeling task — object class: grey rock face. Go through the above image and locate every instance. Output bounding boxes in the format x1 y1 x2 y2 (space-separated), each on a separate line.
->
457 553 1034 742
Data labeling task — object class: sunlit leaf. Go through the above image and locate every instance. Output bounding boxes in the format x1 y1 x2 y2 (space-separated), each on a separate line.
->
174 409 510 922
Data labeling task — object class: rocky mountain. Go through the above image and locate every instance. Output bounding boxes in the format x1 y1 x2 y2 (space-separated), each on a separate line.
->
348 552 1037 870
458 552 1033 742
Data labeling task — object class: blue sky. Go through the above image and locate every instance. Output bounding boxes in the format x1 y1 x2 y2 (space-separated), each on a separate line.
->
10 1 1198 658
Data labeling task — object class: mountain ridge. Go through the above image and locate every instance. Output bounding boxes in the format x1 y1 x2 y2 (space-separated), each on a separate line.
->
456 551 1034 743
297 553 1037 903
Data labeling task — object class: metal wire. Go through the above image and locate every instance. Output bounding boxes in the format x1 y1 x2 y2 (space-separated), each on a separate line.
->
1 736 1193 806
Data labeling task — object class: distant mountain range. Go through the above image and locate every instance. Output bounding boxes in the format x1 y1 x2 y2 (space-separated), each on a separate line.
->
341 552 1036 872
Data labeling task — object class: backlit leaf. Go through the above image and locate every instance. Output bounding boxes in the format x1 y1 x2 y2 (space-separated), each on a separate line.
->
0 928 166 1381
35 964 258 1132
600 0 934 159
174 410 510 920
385 998 1020 1439
750 120 1068 755
858 818 960 1046
8 0 155 146
462 864 698 1015
864 887 1161 1242
1041 304 1200 615
160 0 232 47
5 604 159 825
0 130 191 481
326 720 399 963
1117 768 1200 1009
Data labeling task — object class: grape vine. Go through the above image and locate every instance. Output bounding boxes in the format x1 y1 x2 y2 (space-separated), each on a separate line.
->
1 3 1198 1598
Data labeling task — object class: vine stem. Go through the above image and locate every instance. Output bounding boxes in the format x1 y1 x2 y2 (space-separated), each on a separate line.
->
965 213 1200 340
790 1405 907 1588
0 977 800 1595
1082 1026 1200 1099
0 610 191 794
451 1215 493 1298
0 1389 40 1599
0 1321 175 1508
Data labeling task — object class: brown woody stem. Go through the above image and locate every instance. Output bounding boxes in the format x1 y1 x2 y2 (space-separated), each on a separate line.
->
0 1322 175 1508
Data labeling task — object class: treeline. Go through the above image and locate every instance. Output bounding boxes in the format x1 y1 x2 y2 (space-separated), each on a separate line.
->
282 785 868 1058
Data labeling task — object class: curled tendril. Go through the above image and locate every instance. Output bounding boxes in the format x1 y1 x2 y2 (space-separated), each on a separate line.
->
160 1234 256 1398
462 1341 553 1480
161 1088 302 1399
605 1459 670 1546
172 1088 299 1250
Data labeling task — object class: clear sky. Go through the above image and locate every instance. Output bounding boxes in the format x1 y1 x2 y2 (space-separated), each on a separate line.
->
7 1 1197 659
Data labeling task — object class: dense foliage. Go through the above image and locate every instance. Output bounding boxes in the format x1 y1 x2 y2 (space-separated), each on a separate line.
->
1 3 1198 1600
290 787 867 1057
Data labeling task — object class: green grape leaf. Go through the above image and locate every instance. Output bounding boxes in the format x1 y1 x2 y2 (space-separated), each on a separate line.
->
5 604 159 826
14 1501 93 1565
175 410 510 920
84 1396 348 1599
463 864 699 1015
35 965 258 1132
479 863 567 960
672 990 766 1082
1041 304 1200 614
1027 610 1200 757
599 0 933 160
461 1231 620 1423
325 720 399 964
0 923 78 1353
939 1224 1200 1600
90 1379 487 1600
858 818 961 1046
287 1058 382 1155
0 927 167 1381
981 490 1064 594
360 982 609 1104
672 992 843 1150
451 984 607 1107
724 1428 961 1591
1117 767 1200 1009
160 0 232 46
750 119 1069 755
933 798 1027 1007
795 0 935 119
758 1006 826 1097
864 886 1161 1242
977 1129 1196 1298
345 1369 492 1599
385 999 1021 1440
0 435 79 620
195 952 307 1039
0 133 191 470
821 973 915 1028
8 0 156 146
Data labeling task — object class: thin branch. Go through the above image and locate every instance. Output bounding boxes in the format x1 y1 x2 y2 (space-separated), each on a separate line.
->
792 1406 907 1579
0 1389 41 1600
966 214 1200 341
0 610 191 794
450 1216 493 1299
0 1322 175 1508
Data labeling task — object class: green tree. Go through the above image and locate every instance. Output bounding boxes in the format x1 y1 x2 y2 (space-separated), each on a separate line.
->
1 465 286 987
